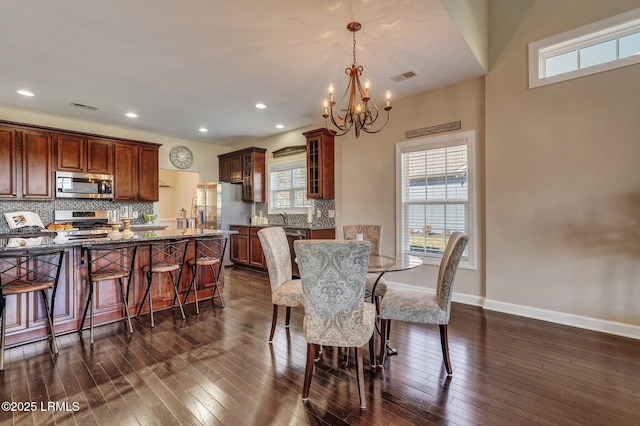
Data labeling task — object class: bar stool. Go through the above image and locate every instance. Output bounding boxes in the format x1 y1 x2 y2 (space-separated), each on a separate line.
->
136 239 189 328
79 243 138 344
0 248 65 371
182 236 227 314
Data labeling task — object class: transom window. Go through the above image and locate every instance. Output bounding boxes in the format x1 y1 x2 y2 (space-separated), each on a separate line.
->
396 131 476 269
268 159 310 214
529 8 640 88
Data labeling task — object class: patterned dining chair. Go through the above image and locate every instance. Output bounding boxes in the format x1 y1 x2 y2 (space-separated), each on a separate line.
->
343 224 387 304
378 231 468 375
294 239 375 409
257 227 304 342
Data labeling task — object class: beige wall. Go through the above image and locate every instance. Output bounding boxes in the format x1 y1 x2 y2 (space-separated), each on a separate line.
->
229 77 486 300
486 0 640 328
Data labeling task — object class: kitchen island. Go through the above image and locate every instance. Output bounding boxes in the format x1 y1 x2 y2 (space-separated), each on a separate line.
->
0 228 235 348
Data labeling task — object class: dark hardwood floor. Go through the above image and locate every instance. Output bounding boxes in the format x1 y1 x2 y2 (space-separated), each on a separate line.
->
1 267 639 425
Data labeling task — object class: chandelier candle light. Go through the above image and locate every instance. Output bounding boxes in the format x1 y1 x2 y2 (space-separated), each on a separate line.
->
323 22 392 138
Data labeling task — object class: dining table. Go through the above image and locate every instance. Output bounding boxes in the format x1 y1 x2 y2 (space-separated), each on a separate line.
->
366 252 423 362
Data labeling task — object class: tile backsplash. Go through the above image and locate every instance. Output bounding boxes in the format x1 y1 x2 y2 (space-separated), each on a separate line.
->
0 199 154 233
254 199 335 228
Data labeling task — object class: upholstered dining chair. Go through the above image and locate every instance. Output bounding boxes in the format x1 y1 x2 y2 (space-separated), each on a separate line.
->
294 239 375 410
343 224 387 303
378 231 469 375
257 227 305 342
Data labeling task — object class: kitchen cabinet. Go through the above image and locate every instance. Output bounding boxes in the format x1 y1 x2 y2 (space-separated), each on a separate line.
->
230 226 250 265
218 147 266 202
0 125 53 199
303 128 335 199
56 134 113 174
114 143 159 201
0 126 17 198
249 227 266 268
229 225 335 274
22 129 54 199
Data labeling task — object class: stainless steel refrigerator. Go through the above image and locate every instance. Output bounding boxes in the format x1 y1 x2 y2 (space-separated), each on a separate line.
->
196 182 251 265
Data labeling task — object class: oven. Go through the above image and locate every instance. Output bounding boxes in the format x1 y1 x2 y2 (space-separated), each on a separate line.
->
55 171 113 199
53 210 111 241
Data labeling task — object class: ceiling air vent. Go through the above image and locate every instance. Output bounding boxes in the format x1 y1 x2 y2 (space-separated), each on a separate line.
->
390 70 417 83
69 102 98 111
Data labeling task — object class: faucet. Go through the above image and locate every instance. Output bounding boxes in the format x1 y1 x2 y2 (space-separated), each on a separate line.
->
279 212 288 225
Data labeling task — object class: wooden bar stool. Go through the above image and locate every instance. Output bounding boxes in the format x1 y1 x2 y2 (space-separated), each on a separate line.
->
0 248 65 371
182 236 227 314
79 243 138 344
136 239 189 328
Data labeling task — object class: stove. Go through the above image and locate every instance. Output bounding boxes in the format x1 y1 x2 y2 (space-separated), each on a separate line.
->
54 210 111 240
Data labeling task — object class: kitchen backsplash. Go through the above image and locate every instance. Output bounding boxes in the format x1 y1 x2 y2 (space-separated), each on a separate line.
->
0 199 154 234
254 199 335 228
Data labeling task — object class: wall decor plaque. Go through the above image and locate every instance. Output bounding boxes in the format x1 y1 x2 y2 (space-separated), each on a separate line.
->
273 145 306 158
406 121 461 138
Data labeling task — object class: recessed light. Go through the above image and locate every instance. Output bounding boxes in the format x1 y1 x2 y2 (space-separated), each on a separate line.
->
199 127 208 133
255 103 266 109
17 90 34 97
275 124 284 129
125 112 138 118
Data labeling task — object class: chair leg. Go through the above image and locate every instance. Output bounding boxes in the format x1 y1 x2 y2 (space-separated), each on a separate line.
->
170 271 186 320
1 296 6 371
368 334 376 368
302 343 317 402
118 278 133 334
268 304 278 343
210 264 224 308
40 290 59 355
355 347 366 409
285 306 291 327
79 283 93 333
439 324 453 375
183 264 199 314
379 319 388 366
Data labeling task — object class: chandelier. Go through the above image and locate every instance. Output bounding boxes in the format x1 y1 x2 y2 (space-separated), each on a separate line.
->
323 22 392 138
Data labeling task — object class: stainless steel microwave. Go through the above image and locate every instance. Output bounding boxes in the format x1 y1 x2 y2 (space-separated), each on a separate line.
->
55 171 114 199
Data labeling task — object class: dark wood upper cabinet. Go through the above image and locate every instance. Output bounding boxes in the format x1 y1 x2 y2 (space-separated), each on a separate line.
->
304 128 335 199
0 126 18 198
57 135 113 174
113 143 159 202
86 138 113 174
22 129 54 199
218 147 266 202
138 145 159 201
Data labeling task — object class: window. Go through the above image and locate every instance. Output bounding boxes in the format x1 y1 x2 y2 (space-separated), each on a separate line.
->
268 159 310 214
529 8 640 88
396 131 476 269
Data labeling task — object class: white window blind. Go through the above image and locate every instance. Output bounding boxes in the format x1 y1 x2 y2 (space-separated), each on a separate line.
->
268 159 310 213
396 131 476 268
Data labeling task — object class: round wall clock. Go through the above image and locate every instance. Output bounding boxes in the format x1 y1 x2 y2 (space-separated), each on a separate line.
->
169 145 194 169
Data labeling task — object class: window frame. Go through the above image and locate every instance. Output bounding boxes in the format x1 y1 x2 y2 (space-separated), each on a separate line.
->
528 8 640 89
267 158 309 214
395 130 477 270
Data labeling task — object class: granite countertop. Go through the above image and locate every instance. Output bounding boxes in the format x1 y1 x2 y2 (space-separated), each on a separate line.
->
0 228 236 251
228 224 336 231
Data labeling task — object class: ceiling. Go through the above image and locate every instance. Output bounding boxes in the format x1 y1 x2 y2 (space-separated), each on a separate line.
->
0 0 486 145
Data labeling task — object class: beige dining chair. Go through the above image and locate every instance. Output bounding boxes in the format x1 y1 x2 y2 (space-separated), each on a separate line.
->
343 224 387 302
378 231 469 375
295 239 375 409
257 227 305 342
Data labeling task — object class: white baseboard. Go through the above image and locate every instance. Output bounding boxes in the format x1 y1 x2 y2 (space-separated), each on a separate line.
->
386 281 640 340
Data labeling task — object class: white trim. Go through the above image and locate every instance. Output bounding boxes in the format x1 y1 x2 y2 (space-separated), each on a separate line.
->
395 130 477 270
529 7 640 88
385 280 640 340
483 299 640 340
267 159 308 214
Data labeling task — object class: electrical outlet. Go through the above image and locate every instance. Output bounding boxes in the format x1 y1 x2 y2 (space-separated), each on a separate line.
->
133 211 139 219
328 210 335 218
316 209 321 218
